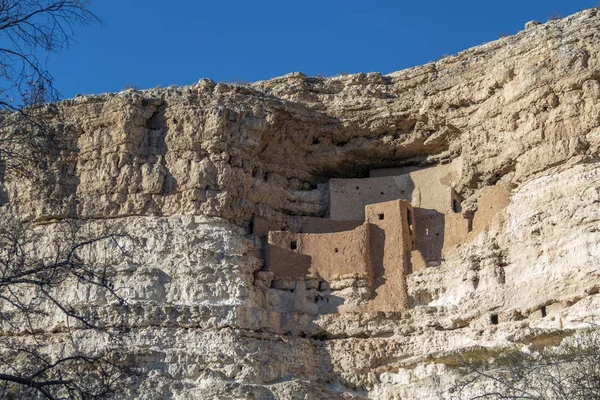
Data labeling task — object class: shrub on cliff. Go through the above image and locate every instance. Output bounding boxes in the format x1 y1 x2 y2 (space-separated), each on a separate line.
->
451 329 600 399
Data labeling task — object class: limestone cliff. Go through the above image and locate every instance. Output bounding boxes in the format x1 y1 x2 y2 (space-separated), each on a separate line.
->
2 8 600 399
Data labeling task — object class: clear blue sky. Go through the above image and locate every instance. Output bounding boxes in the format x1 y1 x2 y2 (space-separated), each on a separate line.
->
49 0 598 98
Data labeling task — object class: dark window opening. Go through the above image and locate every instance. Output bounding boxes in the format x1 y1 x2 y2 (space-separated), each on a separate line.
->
540 306 547 318
378 213 384 220
334 248 339 253
452 199 461 213
355 186 359 190
407 209 413 234
380 192 384 195
490 314 499 325
290 240 297 250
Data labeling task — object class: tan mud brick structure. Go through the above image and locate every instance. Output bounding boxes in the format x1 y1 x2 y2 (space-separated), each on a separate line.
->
260 160 510 312
266 200 417 311
364 201 416 311
266 223 372 280
328 160 468 266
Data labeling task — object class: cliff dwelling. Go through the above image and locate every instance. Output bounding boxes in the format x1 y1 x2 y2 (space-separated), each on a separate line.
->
3 7 599 398
251 159 502 312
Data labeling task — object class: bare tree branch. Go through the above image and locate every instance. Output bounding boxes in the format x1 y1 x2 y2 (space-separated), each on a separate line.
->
0 3 138 398
450 329 600 400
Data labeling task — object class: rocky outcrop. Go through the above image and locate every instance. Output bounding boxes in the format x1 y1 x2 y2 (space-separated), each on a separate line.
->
2 8 600 399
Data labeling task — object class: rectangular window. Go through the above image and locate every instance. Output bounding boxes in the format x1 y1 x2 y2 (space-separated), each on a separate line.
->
290 240 297 250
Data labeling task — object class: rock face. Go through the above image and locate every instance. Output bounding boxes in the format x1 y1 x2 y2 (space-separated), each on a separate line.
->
2 8 600 399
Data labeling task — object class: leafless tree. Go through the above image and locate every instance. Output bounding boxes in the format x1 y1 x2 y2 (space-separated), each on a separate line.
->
0 217 135 399
449 329 600 400
0 2 136 398
0 0 99 182
0 0 99 108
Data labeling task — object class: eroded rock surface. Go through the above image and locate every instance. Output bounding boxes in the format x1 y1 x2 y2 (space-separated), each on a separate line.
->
2 9 600 399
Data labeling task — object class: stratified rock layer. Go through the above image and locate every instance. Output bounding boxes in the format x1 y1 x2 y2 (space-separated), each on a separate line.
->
2 9 600 399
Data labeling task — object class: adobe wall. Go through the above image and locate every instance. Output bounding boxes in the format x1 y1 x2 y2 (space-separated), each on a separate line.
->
300 217 362 234
266 224 371 281
414 208 446 264
399 159 462 214
331 160 463 220
253 216 362 236
265 199 419 312
365 200 415 311
262 159 478 283
408 160 470 260
329 175 413 220
441 213 471 253
333 159 469 264
416 182 511 259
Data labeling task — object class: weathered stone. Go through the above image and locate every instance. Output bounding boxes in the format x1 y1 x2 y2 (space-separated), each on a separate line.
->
2 8 600 399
